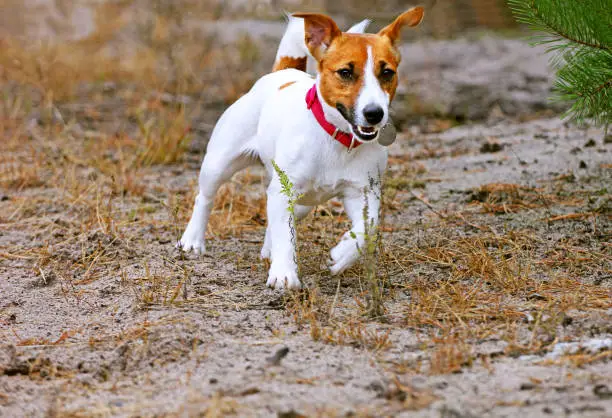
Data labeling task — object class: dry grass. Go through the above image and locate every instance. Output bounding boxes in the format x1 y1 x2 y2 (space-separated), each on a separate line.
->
283 204 610 372
208 175 267 238
385 222 610 371
469 182 576 214
0 0 258 103
429 337 474 375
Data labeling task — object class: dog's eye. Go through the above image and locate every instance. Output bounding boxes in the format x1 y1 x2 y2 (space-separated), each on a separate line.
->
380 68 396 81
336 68 353 80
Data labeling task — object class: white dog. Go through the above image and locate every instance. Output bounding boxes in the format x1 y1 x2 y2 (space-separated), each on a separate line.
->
178 8 425 289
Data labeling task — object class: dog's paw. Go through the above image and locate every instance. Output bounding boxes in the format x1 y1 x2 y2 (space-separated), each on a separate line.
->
176 230 206 255
266 263 301 290
329 236 360 276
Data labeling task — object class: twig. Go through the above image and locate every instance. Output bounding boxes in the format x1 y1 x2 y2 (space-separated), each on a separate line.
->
410 191 447 219
546 212 594 222
329 276 342 319
0 251 34 260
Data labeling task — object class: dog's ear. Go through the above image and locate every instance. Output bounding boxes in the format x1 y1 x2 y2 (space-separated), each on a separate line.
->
293 13 342 61
378 7 424 45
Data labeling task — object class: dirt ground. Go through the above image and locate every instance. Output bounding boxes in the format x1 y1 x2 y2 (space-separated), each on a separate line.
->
1 10 611 417
2 106 611 416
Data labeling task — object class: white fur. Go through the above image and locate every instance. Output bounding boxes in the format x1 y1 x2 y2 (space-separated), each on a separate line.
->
355 46 390 128
178 19 387 290
347 19 371 34
275 17 311 62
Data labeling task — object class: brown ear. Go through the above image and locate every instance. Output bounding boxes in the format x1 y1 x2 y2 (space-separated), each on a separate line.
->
293 13 342 61
378 7 424 45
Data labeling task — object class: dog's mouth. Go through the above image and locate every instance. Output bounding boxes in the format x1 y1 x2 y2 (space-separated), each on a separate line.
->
353 125 379 142
336 103 380 142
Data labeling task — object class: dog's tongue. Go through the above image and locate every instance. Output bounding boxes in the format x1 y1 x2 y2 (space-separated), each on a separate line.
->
377 122 397 146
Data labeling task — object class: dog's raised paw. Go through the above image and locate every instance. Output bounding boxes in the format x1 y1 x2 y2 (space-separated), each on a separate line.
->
329 237 360 276
266 264 301 290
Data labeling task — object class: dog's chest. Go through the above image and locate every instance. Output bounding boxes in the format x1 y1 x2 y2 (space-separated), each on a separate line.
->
297 177 351 206
294 151 380 206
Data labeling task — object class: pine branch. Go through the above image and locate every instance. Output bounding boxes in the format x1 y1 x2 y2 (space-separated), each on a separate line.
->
553 49 612 125
508 0 612 127
593 80 612 95
529 2 610 51
508 0 612 51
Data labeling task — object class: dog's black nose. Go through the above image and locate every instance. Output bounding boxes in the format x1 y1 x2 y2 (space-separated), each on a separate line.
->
363 104 384 125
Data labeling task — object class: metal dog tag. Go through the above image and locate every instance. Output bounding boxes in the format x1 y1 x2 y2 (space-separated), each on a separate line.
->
377 121 397 146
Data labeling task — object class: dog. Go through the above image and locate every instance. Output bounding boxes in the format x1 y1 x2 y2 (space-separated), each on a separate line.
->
178 7 425 289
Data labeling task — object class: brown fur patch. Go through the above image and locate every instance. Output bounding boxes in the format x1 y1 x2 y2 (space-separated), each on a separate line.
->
371 36 401 102
272 56 307 72
379 7 424 45
279 81 297 91
293 13 342 62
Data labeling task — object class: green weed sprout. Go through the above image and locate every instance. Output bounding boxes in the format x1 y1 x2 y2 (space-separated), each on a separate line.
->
271 160 304 270
360 180 385 319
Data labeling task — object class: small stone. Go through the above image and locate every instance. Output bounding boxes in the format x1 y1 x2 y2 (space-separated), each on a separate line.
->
435 381 449 390
366 380 385 395
520 382 536 390
561 314 573 326
266 346 289 366
594 384 612 399
480 142 504 153
239 387 260 396
278 410 306 418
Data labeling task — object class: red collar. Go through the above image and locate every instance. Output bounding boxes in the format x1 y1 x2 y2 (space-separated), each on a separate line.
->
305 84 360 149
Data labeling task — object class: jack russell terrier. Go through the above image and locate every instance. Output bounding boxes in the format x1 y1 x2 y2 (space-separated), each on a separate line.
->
178 7 425 289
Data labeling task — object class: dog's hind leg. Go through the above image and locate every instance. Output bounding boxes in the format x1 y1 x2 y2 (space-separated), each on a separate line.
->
177 67 307 254
178 149 255 254
178 92 262 254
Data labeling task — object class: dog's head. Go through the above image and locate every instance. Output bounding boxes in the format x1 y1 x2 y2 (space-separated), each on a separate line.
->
294 8 424 142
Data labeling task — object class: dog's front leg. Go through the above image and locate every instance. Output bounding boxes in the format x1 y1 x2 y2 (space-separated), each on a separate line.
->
265 188 301 290
329 188 380 276
261 204 311 260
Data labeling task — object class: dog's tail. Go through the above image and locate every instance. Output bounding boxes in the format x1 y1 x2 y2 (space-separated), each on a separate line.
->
272 13 370 73
272 14 310 73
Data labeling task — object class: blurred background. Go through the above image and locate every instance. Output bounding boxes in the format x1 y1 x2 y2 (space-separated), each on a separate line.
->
0 0 542 116
1 0 518 41
0 0 561 162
